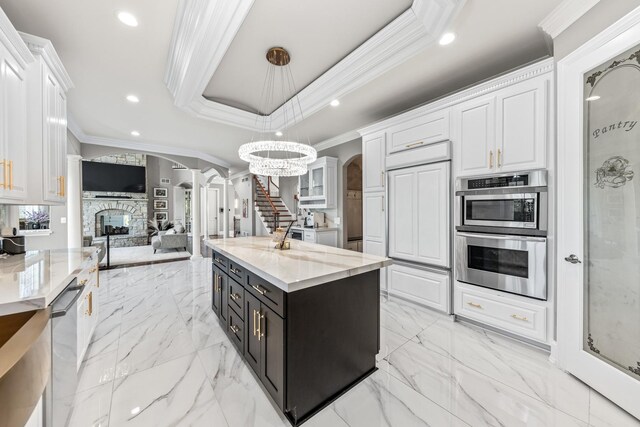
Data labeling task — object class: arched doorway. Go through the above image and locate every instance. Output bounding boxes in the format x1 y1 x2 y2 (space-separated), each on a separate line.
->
343 155 363 252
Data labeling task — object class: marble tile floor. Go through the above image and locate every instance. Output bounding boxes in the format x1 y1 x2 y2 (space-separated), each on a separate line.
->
67 259 640 427
98 245 191 268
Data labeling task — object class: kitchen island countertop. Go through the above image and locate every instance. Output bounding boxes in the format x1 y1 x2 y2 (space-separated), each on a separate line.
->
205 236 390 292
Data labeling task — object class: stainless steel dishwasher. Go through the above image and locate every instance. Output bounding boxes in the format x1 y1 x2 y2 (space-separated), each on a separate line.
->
43 278 84 427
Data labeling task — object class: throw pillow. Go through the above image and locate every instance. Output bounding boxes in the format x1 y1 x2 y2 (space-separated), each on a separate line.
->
166 228 176 235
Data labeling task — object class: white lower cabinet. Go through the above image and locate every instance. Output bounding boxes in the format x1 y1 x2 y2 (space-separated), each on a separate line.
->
388 263 449 313
454 281 547 343
76 264 99 369
300 228 338 247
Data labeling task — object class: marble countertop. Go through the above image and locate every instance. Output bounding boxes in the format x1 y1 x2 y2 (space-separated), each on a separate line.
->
205 236 391 292
0 248 98 316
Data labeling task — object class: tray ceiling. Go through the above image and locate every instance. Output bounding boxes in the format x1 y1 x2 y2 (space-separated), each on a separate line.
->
202 0 413 115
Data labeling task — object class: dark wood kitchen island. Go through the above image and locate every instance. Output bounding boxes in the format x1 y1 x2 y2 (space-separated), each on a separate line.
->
205 236 391 426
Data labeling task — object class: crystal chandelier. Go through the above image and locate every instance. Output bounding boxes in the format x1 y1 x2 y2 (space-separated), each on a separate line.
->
238 47 317 177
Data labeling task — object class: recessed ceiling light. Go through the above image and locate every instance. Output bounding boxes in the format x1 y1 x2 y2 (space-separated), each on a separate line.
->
439 32 456 46
586 95 601 101
126 95 139 103
118 11 138 27
130 407 140 415
275 131 283 137
131 131 140 137
330 99 340 107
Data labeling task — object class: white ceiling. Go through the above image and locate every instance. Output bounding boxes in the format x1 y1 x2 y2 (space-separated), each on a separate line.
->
203 0 413 114
0 0 558 173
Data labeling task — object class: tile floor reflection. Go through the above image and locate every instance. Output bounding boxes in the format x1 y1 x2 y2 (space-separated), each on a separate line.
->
67 259 640 427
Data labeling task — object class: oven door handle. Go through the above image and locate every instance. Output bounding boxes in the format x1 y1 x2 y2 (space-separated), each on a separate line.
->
456 232 546 243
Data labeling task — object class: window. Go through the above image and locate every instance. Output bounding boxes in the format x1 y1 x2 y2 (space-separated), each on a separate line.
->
19 206 51 231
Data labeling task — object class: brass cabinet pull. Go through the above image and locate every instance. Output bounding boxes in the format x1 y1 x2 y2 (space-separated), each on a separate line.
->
252 284 266 295
382 195 385 212
8 160 12 190
79 279 88 286
0 159 6 189
230 268 241 275
406 141 425 148
214 272 220 292
86 292 93 316
230 325 239 334
497 149 502 167
467 302 483 309
380 171 385 187
61 175 65 197
218 274 222 292
253 309 257 336
230 293 240 301
489 151 494 168
89 266 97 273
257 313 264 341
214 257 224 265
511 314 528 322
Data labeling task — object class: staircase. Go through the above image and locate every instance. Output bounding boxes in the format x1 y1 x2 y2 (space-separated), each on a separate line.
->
254 175 295 234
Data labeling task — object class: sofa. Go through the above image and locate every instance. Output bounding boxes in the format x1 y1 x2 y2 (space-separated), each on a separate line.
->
151 230 188 253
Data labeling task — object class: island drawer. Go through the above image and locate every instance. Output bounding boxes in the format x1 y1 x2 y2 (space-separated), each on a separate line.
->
246 272 286 318
227 309 244 351
228 260 246 284
228 278 245 319
212 251 228 271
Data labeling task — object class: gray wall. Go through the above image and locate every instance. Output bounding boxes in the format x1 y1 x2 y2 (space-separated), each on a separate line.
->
315 138 363 248
554 1 640 59
146 156 175 224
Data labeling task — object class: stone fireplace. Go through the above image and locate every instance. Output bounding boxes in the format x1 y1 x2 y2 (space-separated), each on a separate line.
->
83 198 148 247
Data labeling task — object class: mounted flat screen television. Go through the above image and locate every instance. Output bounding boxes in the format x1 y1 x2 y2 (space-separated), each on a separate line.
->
82 161 146 193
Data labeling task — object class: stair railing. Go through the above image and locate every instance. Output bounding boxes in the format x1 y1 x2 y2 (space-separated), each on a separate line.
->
254 175 280 229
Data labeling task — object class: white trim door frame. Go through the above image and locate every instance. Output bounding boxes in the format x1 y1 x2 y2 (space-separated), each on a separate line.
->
557 6 640 420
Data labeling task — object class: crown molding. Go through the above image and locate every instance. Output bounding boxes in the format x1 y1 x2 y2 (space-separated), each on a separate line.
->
539 0 600 39
165 0 464 132
19 32 73 92
359 57 554 136
67 115 231 174
0 7 34 68
313 131 362 153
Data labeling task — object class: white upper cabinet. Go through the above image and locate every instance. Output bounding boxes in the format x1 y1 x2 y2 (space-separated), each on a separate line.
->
0 10 33 203
454 73 550 177
388 162 450 268
387 110 449 155
21 32 73 205
495 77 548 172
453 94 495 177
362 133 385 193
298 156 337 209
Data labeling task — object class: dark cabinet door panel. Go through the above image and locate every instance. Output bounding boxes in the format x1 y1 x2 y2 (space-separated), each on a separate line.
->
244 292 261 375
220 273 229 322
212 265 223 317
227 309 244 352
261 305 285 410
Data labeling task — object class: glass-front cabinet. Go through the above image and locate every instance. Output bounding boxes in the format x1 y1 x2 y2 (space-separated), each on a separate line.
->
298 157 338 209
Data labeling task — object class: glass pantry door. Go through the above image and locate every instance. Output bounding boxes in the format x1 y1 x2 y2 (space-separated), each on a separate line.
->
558 32 640 420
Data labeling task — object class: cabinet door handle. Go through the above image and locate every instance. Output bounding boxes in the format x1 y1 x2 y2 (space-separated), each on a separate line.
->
230 325 239 334
252 284 266 295
214 272 220 292
0 160 6 189
257 313 264 341
8 160 12 190
497 149 502 167
61 175 65 197
406 141 424 148
253 309 257 336
86 292 93 316
489 151 494 169
380 171 385 187
511 314 528 322
381 196 385 213
467 302 483 309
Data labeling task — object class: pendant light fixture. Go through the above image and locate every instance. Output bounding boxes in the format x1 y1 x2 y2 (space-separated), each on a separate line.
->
238 47 317 177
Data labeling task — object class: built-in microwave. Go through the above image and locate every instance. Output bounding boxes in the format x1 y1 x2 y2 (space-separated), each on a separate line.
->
455 232 547 300
456 170 547 235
